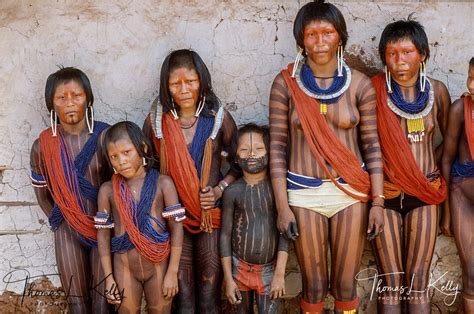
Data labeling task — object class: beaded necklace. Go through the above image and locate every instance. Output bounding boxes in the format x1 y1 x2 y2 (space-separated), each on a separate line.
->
386 78 433 143
295 60 352 114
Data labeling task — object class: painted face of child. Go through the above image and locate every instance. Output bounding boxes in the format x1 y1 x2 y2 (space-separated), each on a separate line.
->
53 80 87 125
107 136 146 179
236 131 268 174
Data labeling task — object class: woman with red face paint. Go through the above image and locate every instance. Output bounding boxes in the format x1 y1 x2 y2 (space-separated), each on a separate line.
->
269 1 384 312
30 67 111 313
441 58 474 313
371 20 450 313
143 49 239 313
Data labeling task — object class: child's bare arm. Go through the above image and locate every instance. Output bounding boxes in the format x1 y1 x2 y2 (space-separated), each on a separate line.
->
96 182 121 304
219 187 242 304
160 175 183 299
270 232 289 299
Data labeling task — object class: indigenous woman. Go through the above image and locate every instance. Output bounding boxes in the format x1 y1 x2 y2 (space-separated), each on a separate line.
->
441 57 474 313
269 1 384 313
143 49 239 313
371 20 450 313
30 67 110 313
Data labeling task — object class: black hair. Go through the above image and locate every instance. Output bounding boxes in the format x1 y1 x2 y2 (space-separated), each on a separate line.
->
470 57 474 67
159 49 220 117
103 121 154 170
237 123 270 153
378 18 430 65
44 67 94 112
293 0 348 52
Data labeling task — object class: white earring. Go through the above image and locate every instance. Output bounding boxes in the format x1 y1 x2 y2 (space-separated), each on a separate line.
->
142 157 147 166
385 65 393 94
419 61 427 92
170 98 179 120
291 46 304 78
195 95 205 117
337 44 344 77
86 106 94 134
50 110 58 137
113 168 118 174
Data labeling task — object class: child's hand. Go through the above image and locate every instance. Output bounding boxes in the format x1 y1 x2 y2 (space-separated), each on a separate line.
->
162 272 179 299
225 279 242 304
104 275 123 305
269 274 285 299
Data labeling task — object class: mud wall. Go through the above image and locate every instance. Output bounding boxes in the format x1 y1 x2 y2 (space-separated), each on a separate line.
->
0 1 472 312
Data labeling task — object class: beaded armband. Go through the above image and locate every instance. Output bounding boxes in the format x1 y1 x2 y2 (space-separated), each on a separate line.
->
30 171 47 188
94 212 114 229
162 203 186 222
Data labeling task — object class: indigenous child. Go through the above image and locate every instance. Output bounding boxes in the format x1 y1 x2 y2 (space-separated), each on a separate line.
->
30 67 111 312
371 19 450 312
96 121 184 313
220 124 289 313
441 57 474 313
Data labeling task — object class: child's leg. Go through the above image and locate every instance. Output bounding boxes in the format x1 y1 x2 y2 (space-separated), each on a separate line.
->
114 254 144 313
256 294 281 313
143 261 172 314
235 290 255 314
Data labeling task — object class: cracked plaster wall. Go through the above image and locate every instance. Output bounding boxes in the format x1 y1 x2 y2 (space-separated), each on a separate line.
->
0 1 472 312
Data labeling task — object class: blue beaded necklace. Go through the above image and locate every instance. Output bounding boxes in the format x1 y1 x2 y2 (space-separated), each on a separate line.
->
301 63 347 105
388 77 430 114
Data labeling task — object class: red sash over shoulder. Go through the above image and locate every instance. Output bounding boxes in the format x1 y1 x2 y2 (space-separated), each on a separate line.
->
372 73 446 204
39 130 97 241
148 112 221 234
281 64 370 201
463 95 474 159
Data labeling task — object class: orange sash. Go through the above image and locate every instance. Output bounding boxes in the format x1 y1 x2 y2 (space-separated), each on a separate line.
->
281 64 370 201
372 73 446 204
148 113 221 233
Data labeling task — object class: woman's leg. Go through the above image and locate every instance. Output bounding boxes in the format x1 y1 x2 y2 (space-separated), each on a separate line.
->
174 231 196 313
330 202 368 313
195 229 223 314
54 223 90 314
451 180 474 313
404 205 438 314
292 206 329 313
371 208 404 314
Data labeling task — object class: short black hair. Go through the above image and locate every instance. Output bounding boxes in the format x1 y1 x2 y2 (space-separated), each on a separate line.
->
237 123 270 153
293 0 348 52
103 121 154 170
470 57 474 67
44 67 94 112
378 18 429 66
159 49 220 117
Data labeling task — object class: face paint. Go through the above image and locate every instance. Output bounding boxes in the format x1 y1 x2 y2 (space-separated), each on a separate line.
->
236 155 269 174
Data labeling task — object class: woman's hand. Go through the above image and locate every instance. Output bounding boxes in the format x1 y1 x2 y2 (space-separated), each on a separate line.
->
367 205 384 240
199 186 221 210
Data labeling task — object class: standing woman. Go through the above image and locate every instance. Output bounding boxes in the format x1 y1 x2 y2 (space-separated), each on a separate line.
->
441 57 474 313
371 20 450 313
30 67 110 313
143 49 239 313
269 1 384 312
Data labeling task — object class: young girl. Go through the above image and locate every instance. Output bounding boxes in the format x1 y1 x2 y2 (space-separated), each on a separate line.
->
96 121 184 313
